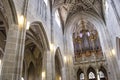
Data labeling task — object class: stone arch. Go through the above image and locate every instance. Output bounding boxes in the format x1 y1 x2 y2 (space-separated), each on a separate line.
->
55 47 64 68
87 67 97 80
27 62 35 80
0 0 18 58
53 3 69 12
1 0 18 25
0 1 18 79
77 68 84 80
64 11 111 58
0 1 18 77
24 21 50 80
27 60 35 69
29 21 50 51
54 47 64 80
99 66 108 80
64 10 118 80
25 21 50 65
0 10 8 61
87 65 96 71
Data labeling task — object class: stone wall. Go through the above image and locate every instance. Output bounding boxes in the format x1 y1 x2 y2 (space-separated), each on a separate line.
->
105 0 120 79
0 0 120 80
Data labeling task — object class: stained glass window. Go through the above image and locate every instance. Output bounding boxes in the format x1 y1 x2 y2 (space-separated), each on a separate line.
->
99 71 105 78
89 72 95 79
80 73 84 80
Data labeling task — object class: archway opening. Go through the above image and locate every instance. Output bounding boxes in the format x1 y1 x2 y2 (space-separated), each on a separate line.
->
80 73 84 80
87 67 96 80
28 62 35 80
99 66 108 80
22 22 49 80
0 5 8 75
55 48 63 80
23 41 43 80
55 55 62 80
77 69 84 80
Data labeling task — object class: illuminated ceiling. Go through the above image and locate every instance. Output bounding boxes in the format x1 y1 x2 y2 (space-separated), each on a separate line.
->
53 0 105 30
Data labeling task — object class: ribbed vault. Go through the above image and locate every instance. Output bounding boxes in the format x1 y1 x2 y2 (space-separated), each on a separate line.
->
53 0 105 31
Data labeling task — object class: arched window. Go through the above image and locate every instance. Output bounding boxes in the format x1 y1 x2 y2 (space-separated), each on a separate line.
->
87 67 96 80
80 73 84 80
89 72 95 79
99 67 108 80
99 71 105 78
77 69 84 80
55 49 62 80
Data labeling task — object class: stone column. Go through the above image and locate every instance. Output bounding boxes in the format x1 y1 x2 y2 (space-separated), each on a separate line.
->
24 62 28 80
84 72 88 80
65 57 71 80
0 24 19 80
42 50 53 80
84 65 88 80
65 55 74 80
96 69 100 80
0 23 26 80
61 67 66 80
52 53 55 80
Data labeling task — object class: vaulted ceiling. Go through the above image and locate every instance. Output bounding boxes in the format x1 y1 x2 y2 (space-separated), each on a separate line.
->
0 6 8 59
53 0 105 31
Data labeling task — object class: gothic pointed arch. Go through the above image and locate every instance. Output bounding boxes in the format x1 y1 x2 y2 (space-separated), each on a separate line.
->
28 62 35 80
99 66 108 80
1 0 18 24
23 21 50 80
0 0 18 75
87 67 97 80
26 21 50 51
77 68 84 80
55 47 64 80
0 0 18 58
55 47 64 68
64 11 108 59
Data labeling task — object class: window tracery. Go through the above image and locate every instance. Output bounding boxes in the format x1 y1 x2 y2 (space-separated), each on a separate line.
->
80 73 84 80
87 67 96 80
99 71 105 78
89 72 95 79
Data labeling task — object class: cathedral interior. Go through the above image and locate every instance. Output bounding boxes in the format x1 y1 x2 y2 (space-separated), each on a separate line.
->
0 0 120 80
